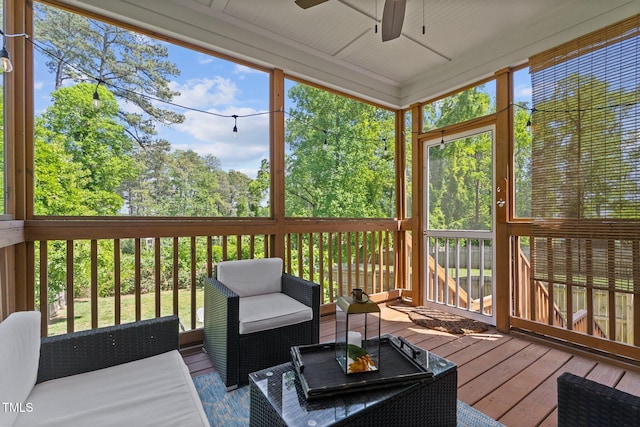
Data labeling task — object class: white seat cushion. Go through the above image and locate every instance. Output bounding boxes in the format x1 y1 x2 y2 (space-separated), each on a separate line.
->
239 293 313 335
217 258 283 297
0 311 41 427
15 350 208 427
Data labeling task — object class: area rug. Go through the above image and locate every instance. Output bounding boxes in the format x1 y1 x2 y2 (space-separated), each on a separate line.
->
193 371 504 427
387 301 489 334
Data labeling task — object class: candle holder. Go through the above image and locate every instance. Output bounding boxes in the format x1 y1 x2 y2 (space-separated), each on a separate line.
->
335 289 381 375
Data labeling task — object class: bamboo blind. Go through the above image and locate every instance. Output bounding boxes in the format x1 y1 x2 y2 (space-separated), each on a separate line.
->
529 14 640 221
528 16 640 345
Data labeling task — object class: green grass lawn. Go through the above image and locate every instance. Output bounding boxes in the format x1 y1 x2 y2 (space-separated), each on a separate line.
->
47 288 204 336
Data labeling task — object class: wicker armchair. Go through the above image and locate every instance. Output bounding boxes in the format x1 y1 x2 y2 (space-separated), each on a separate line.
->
203 258 320 389
557 371 640 426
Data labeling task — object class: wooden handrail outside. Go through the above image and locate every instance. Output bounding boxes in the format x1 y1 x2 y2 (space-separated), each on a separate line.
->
32 218 404 337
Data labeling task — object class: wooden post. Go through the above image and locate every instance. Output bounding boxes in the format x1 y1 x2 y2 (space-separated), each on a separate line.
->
494 68 511 332
271 69 286 260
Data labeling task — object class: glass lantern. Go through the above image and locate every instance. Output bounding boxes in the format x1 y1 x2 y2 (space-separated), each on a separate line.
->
335 290 381 375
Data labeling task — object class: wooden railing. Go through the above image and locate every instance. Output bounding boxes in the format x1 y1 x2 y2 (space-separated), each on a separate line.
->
514 245 608 337
425 230 495 320
27 218 404 337
514 247 566 327
285 228 397 305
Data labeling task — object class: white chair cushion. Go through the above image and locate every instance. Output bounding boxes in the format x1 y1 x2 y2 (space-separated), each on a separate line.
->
217 258 283 297
0 311 41 427
238 293 313 335
14 350 208 427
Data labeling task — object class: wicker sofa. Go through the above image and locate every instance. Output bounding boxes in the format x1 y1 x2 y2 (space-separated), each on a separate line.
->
0 312 208 427
204 257 320 389
557 371 640 426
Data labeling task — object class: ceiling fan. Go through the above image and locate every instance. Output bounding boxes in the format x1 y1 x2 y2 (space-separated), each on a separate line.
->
295 0 407 42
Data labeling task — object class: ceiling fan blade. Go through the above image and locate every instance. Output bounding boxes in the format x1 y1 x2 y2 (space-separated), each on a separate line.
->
381 0 406 42
295 0 329 9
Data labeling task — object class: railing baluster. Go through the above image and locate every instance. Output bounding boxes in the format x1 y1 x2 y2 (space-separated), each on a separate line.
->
155 238 161 318
134 238 142 321
327 232 335 302
91 240 98 329
308 233 314 283
566 238 574 330
114 239 121 325
173 237 179 317
586 239 594 336
286 233 292 274
207 236 213 277
337 232 343 297
347 232 352 294
355 233 360 289
607 240 616 340
297 233 303 278
318 233 325 303
39 241 48 337
66 240 74 333
191 236 197 330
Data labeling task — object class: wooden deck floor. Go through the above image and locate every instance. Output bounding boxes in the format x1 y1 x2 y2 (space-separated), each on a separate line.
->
181 303 640 427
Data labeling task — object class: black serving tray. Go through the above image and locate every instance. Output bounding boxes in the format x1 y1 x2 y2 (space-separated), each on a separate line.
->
290 334 434 400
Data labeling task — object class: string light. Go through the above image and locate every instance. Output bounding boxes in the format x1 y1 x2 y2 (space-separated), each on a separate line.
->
0 30 29 73
92 80 102 109
0 45 11 73
439 131 445 149
30 36 395 155
374 0 378 34
232 114 238 138
422 0 426 35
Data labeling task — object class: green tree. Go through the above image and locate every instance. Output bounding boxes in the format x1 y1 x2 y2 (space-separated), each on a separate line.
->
164 150 220 216
248 158 270 216
514 104 532 218
35 83 136 215
35 4 184 148
285 84 395 218
424 87 494 230
532 73 639 218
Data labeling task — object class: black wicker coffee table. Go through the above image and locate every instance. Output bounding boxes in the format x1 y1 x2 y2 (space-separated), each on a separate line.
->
249 339 457 427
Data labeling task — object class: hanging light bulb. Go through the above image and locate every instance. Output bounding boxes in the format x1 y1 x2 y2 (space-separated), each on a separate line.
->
439 131 445 150
0 30 29 73
526 108 536 133
383 138 388 156
322 130 328 150
92 90 100 109
232 115 238 138
0 46 12 73
92 80 102 109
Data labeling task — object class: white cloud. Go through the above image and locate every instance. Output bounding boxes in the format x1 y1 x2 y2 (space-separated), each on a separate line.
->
515 85 532 98
169 77 239 109
172 106 271 178
198 55 214 65
234 64 262 75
